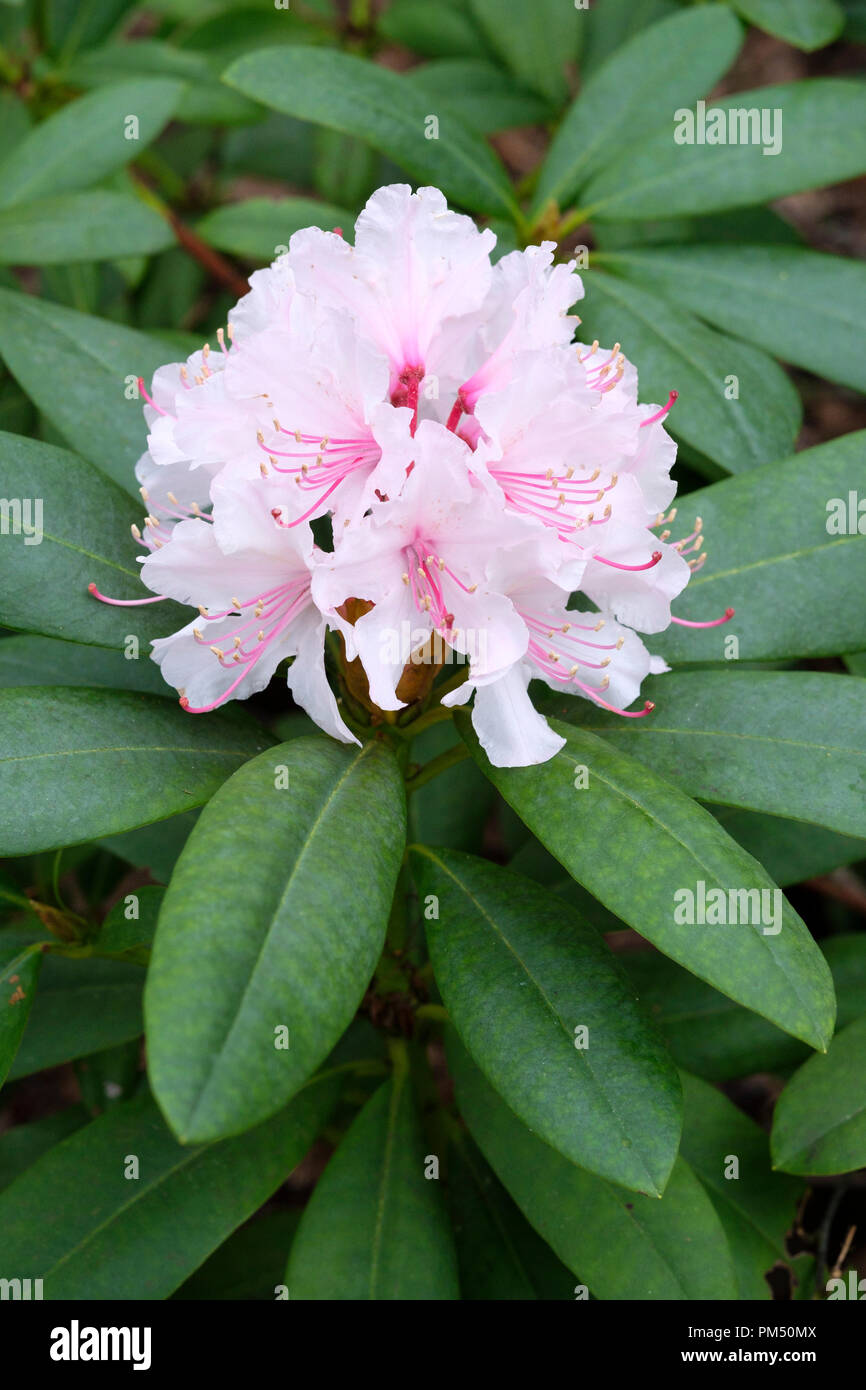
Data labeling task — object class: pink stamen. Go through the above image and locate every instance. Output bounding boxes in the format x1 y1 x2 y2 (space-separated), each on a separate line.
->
594 550 662 573
137 377 167 416
671 607 735 629
640 391 678 428
88 583 168 606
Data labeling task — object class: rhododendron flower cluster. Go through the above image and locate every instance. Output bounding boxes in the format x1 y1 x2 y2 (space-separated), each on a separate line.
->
92 185 727 767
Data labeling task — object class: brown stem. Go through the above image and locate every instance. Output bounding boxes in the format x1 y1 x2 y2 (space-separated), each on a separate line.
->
168 212 250 301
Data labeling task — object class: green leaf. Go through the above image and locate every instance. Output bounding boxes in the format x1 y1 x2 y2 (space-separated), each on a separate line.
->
411 59 553 134
146 737 405 1143
0 1108 88 1194
579 80 866 221
98 810 199 884
408 719 495 852
196 196 352 262
530 5 743 221
223 47 519 220
0 433 189 651
447 1131 573 1299
582 0 680 77
844 0 866 41
578 270 801 473
544 671 866 838
653 431 866 663
7 952 144 1080
0 1077 339 1299
597 244 866 395
710 807 866 889
772 1014 866 1174
0 686 272 855
63 39 262 125
0 293 180 492
287 1070 459 1299
40 0 138 59
97 884 163 960
729 0 845 50
0 191 173 264
411 845 681 1195
377 0 492 59
680 1072 803 1300
449 1034 737 1299
0 80 182 209
468 0 582 105
174 1210 300 1300
624 934 866 1083
0 634 169 696
457 712 835 1052
594 205 803 250
0 943 43 1087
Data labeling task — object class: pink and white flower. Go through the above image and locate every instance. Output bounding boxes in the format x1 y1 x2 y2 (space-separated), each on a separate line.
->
90 183 731 767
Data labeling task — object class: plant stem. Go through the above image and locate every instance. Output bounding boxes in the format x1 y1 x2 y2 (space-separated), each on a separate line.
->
414 1003 449 1024
405 743 469 795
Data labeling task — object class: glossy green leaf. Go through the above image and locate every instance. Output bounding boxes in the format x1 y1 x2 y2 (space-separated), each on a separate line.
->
223 47 519 220
0 686 272 854
0 634 169 696
0 80 182 209
196 196 352 262
412 845 681 1194
710 807 866 888
625 934 866 1083
531 5 743 220
544 671 866 838
0 191 173 265
0 293 180 492
412 59 552 134
98 810 200 883
0 943 43 1087
0 1077 339 1299
468 0 582 104
680 1072 803 1300
0 1108 88 1194
447 1131 572 1299
287 1071 459 1299
729 0 844 50
0 433 188 649
579 270 801 473
97 884 164 960
146 737 405 1142
7 952 144 1080
580 80 866 221
598 245 866 394
653 432 866 663
772 1014 866 1174
174 1210 301 1300
449 1034 737 1300
457 712 835 1052
408 719 495 852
